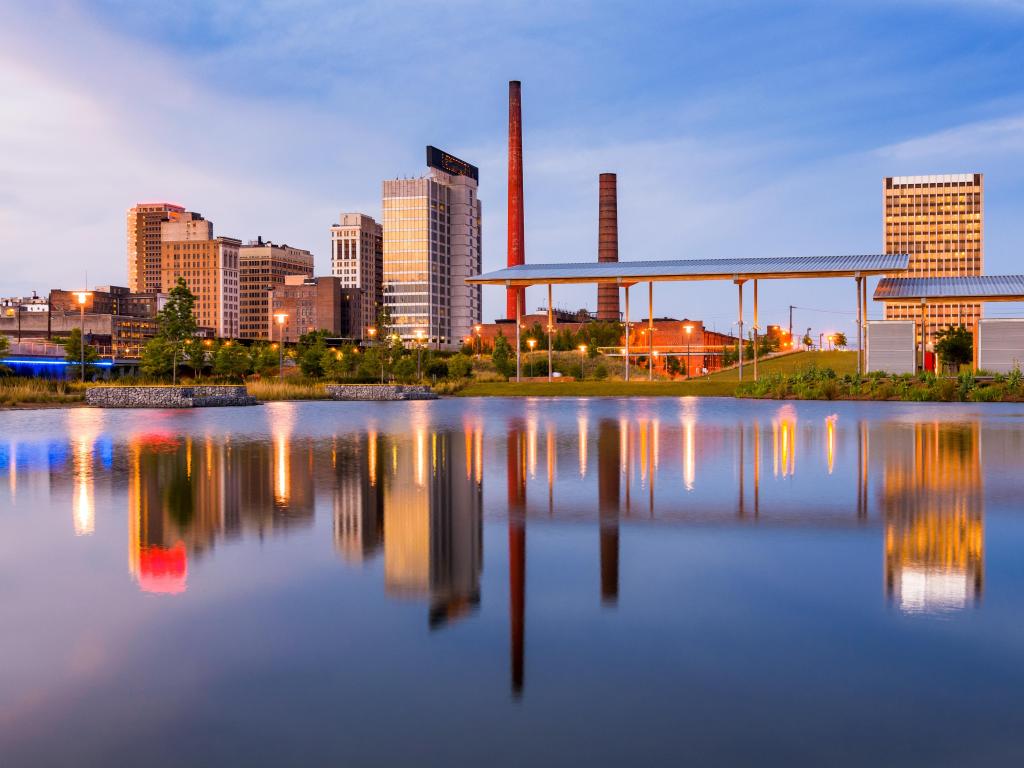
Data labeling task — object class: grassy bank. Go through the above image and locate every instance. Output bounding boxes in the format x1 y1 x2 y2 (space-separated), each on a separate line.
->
0 379 85 407
246 379 329 401
456 379 739 397
738 367 1024 402
703 351 857 381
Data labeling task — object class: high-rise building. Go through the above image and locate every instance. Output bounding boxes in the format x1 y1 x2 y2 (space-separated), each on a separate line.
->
238 238 314 340
268 275 359 343
382 146 482 349
126 202 186 293
883 173 984 345
330 213 383 339
159 212 240 338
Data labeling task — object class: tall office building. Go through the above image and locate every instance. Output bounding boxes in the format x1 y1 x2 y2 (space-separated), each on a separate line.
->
159 212 240 338
382 146 482 349
238 238 314 340
883 173 984 345
127 202 186 293
331 212 383 338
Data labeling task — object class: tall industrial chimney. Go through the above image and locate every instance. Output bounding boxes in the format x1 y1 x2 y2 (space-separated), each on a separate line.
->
507 80 526 320
597 172 619 321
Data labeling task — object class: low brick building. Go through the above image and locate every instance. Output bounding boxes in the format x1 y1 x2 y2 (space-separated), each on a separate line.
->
268 276 360 343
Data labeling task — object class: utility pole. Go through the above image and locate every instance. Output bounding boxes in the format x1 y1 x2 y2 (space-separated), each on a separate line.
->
789 305 795 339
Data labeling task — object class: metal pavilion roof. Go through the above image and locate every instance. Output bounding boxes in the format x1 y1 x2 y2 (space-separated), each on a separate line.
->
467 254 909 285
873 275 1024 303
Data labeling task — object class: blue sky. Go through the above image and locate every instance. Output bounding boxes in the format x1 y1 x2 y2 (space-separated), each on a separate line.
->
3 0 1024 336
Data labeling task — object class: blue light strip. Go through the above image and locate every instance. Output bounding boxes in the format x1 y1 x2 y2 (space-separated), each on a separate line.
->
1 359 115 367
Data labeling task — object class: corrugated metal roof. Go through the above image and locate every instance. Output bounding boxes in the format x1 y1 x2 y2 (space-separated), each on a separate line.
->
874 275 1024 302
467 254 909 285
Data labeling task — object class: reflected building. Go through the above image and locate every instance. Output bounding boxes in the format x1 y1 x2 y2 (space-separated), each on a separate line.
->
126 431 314 594
382 425 483 628
333 432 385 564
880 422 984 613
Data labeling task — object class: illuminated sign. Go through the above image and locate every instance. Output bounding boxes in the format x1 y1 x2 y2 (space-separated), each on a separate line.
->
426 145 479 182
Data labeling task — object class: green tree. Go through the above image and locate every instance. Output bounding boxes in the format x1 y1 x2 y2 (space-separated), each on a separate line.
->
665 355 681 376
358 345 386 382
155 278 198 383
182 339 210 377
492 333 514 379
935 325 973 371
296 330 330 377
249 343 278 377
141 337 175 378
393 356 416 382
0 334 10 375
212 341 251 380
447 353 472 379
63 328 100 377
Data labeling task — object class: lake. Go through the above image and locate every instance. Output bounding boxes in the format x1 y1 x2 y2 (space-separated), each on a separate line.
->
2 397 1023 765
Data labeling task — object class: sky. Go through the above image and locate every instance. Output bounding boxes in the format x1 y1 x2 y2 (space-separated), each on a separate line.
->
3 0 1024 338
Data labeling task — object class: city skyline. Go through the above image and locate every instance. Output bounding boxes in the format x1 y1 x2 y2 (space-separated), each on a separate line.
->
4 1 1024 338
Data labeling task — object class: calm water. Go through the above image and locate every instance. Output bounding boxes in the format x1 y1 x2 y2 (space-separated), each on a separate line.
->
2 397 1024 765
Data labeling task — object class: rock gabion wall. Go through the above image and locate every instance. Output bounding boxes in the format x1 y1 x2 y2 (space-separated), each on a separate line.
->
324 384 437 401
86 386 257 408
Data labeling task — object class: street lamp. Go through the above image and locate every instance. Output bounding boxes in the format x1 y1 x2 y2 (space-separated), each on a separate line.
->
274 312 288 379
415 328 425 382
474 324 482 357
75 291 90 383
527 337 537 377
367 326 377 344
578 344 587 381
684 324 693 379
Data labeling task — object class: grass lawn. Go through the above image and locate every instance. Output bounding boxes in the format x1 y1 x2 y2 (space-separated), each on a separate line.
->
701 351 857 381
456 379 739 397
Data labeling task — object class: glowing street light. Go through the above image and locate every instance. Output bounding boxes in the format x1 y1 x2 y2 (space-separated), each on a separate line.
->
684 324 693 379
578 343 588 381
274 312 288 379
415 328 426 381
75 291 91 383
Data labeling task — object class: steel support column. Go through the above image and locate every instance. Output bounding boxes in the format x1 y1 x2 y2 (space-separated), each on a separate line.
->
624 284 631 382
737 281 744 382
547 284 553 382
855 276 863 375
648 282 654 381
515 289 522 382
752 279 759 382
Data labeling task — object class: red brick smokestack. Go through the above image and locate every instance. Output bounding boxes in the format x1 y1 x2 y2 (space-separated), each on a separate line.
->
507 80 526 320
597 173 619 321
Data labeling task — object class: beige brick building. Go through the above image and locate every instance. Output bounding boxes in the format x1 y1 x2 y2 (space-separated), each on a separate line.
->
159 212 240 338
883 173 984 345
238 238 314 340
331 213 382 340
268 275 359 343
126 202 186 293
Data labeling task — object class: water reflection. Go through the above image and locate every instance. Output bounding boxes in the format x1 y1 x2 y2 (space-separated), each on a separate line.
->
881 422 984 614
0 401 1001 698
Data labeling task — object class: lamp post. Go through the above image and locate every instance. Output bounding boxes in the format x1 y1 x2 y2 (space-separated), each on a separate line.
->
75 291 90 383
527 337 537 378
274 312 288 380
474 324 482 357
415 329 425 382
578 344 587 381
684 324 693 379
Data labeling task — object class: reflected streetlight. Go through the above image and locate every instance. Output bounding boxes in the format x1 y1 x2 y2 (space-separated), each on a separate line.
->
274 312 288 379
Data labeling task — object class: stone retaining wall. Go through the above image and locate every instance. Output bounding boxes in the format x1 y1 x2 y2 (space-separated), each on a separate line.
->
324 384 437 401
86 385 257 408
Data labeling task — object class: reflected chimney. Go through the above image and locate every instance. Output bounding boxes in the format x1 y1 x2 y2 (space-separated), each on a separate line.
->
598 419 620 604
